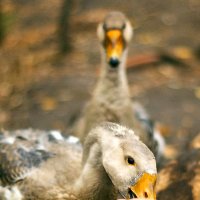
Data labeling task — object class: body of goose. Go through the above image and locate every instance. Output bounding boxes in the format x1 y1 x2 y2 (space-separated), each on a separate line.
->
0 122 157 200
0 186 23 200
74 11 164 160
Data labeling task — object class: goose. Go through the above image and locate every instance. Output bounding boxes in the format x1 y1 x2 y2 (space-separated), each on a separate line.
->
74 11 165 160
0 122 157 200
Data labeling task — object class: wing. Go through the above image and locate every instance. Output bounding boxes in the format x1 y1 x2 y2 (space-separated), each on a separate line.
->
0 143 54 186
132 102 165 160
0 129 81 186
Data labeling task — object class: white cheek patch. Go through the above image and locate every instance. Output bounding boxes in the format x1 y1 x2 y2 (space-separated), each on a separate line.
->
123 21 133 42
103 155 135 192
97 23 105 42
102 140 134 190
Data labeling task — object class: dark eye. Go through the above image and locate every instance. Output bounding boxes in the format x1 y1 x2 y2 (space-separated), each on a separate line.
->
127 156 135 165
122 23 126 30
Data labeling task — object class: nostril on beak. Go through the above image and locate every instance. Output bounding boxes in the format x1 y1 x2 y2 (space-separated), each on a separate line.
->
144 192 148 198
109 57 120 68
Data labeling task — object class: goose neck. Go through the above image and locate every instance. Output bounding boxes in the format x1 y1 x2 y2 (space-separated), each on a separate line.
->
94 50 130 99
75 143 117 200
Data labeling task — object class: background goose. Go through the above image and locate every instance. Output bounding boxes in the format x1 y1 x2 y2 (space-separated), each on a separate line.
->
74 11 165 160
0 122 157 200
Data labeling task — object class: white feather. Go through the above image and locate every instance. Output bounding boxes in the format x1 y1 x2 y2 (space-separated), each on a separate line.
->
49 130 64 141
0 186 23 200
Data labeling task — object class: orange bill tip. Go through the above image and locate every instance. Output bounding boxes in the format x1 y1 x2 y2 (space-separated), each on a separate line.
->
130 173 157 200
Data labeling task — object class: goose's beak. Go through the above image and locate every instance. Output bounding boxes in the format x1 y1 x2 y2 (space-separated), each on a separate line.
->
105 30 124 67
130 173 157 199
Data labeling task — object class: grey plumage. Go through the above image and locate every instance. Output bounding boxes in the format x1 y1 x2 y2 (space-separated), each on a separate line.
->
0 122 157 200
74 11 165 160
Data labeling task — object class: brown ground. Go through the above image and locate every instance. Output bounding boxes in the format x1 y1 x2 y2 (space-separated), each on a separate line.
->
0 0 200 199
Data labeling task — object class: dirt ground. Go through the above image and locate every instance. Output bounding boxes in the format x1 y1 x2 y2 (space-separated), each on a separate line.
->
0 0 200 199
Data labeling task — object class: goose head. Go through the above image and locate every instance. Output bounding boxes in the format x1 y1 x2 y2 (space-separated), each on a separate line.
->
83 122 157 199
97 11 133 68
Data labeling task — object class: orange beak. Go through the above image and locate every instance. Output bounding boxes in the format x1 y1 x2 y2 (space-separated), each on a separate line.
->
105 30 124 66
130 173 157 199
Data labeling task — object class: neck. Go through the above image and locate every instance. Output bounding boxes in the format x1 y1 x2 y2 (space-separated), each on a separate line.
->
94 48 130 101
75 143 117 200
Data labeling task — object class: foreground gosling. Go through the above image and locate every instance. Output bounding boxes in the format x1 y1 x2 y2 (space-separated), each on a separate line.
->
0 122 157 200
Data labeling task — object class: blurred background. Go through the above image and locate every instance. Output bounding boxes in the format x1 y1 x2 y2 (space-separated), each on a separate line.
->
0 0 200 199
0 0 199 130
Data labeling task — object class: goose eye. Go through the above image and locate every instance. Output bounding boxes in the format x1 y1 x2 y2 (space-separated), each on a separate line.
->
122 23 126 30
127 156 135 165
